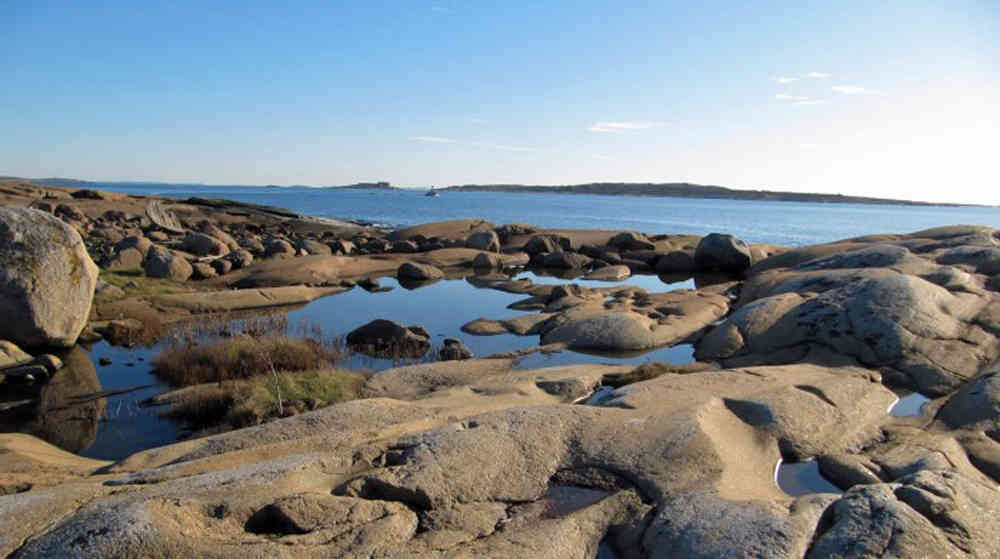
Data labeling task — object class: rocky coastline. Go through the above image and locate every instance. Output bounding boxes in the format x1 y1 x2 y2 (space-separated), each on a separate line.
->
1 179 999 557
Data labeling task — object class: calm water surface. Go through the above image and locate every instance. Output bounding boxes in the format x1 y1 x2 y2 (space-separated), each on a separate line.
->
81 183 999 246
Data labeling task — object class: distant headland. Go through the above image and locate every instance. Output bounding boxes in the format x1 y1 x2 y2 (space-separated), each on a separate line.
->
440 182 969 207
4 176 976 207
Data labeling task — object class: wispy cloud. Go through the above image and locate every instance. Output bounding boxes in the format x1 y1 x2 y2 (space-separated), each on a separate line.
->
832 85 878 95
591 154 615 161
773 76 800 84
806 72 831 79
775 94 825 105
410 136 537 152
588 120 661 133
486 143 536 152
410 136 457 143
430 5 453 13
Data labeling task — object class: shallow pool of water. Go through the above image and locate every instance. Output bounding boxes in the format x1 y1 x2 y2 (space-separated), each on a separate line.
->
775 459 843 496
1 271 698 461
888 391 931 418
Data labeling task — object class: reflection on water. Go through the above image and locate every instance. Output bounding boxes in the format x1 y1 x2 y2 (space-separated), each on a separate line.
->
0 347 104 453
775 459 843 496
888 391 931 418
0 342 181 461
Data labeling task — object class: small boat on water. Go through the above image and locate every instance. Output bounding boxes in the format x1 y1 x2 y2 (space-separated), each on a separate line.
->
426 187 440 197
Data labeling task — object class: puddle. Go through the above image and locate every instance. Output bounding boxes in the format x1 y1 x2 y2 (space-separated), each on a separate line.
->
775 459 843 496
597 539 620 558
888 391 931 417
580 386 617 406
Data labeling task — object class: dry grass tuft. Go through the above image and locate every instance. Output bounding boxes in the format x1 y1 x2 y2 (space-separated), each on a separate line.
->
153 335 341 386
165 369 366 429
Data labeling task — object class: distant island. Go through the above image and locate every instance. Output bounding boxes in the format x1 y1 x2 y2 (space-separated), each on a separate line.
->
440 182 965 207
6 176 975 207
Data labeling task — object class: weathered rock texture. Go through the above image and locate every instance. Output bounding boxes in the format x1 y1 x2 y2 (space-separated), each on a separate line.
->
0 207 98 347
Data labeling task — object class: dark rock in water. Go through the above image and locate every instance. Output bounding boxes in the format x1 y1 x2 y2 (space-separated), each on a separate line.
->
473 252 503 269
524 235 557 256
357 277 381 292
346 319 430 359
542 251 592 269
0 207 99 348
439 338 474 361
694 233 752 273
397 262 444 281
656 250 698 274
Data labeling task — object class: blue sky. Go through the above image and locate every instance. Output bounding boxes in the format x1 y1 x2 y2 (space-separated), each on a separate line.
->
3 1 998 203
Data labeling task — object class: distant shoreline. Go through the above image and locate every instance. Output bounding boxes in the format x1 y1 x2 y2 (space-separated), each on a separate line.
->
6 176 984 208
439 183 974 207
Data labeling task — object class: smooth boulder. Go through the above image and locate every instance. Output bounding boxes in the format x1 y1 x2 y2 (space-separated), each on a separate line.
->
143 245 193 281
695 233 753 273
346 319 431 359
0 207 98 347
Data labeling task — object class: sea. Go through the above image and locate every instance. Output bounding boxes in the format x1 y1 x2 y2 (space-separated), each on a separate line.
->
78 183 998 246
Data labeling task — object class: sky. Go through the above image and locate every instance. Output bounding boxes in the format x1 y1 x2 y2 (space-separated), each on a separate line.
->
3 1 998 204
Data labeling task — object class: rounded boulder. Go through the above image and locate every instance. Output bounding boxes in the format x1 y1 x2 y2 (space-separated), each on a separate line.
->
0 207 99 347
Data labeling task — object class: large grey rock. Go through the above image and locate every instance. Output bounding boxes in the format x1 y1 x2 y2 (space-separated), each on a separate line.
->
0 207 98 347
695 233 753 273
808 470 1000 558
114 235 153 257
182 232 230 257
937 366 1000 431
103 247 144 271
465 230 500 252
698 272 998 395
143 245 193 281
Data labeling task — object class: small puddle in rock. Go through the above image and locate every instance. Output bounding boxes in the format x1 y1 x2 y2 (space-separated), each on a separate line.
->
888 391 931 417
597 539 620 558
1 271 701 461
775 459 843 496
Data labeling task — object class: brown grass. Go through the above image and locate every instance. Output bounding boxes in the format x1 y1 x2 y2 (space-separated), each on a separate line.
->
165 369 366 430
153 335 342 386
